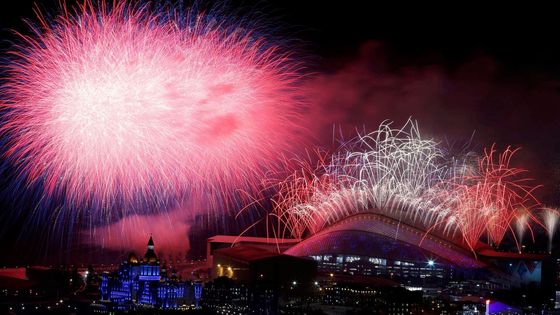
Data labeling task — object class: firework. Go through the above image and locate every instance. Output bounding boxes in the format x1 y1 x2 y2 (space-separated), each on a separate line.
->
344 120 451 225
1 2 304 219
271 119 452 238
271 165 366 239
270 121 543 256
542 207 560 252
514 210 529 251
443 146 540 252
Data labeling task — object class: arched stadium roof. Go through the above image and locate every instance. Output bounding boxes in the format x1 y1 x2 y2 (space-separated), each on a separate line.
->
285 213 487 268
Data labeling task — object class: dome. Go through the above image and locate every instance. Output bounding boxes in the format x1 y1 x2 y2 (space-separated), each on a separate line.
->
285 213 486 269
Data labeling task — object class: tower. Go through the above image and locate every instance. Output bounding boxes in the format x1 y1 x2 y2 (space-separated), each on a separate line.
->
139 236 160 281
144 235 158 263
138 236 161 305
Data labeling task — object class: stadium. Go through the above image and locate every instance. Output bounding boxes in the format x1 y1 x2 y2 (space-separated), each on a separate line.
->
209 121 550 292
284 212 544 288
210 211 544 291
208 213 546 288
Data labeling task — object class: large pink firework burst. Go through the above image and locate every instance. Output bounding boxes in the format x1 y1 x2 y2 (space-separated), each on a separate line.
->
1 1 305 213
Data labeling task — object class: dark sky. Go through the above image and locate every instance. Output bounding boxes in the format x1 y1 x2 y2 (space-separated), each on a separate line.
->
1 1 560 263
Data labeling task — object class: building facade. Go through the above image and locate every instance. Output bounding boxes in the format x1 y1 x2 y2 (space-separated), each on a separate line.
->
100 236 200 310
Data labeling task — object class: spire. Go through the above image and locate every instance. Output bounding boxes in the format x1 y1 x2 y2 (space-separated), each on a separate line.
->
144 235 158 263
148 235 154 249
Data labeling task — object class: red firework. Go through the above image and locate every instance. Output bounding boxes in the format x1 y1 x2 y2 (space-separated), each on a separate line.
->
447 145 540 252
1 1 305 213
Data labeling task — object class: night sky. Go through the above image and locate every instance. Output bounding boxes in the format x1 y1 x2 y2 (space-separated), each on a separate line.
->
1 1 560 264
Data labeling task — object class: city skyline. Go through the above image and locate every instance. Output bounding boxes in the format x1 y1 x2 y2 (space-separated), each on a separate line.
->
1 1 560 314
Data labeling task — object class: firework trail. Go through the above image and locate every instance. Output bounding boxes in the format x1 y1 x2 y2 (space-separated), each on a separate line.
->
271 160 365 238
514 209 529 250
1 1 305 224
437 145 541 252
270 120 544 256
271 119 453 238
542 207 560 252
344 120 452 225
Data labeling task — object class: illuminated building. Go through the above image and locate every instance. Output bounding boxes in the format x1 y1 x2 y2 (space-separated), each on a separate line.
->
99 236 199 310
286 213 546 289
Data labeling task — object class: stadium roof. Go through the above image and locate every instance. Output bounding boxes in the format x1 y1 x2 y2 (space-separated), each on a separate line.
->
286 213 486 268
286 213 547 268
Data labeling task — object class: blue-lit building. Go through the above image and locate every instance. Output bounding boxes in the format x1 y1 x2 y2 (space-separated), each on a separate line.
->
100 236 200 310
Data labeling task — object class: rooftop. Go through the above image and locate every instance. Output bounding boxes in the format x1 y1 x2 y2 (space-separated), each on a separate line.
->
208 235 301 245
213 245 282 262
